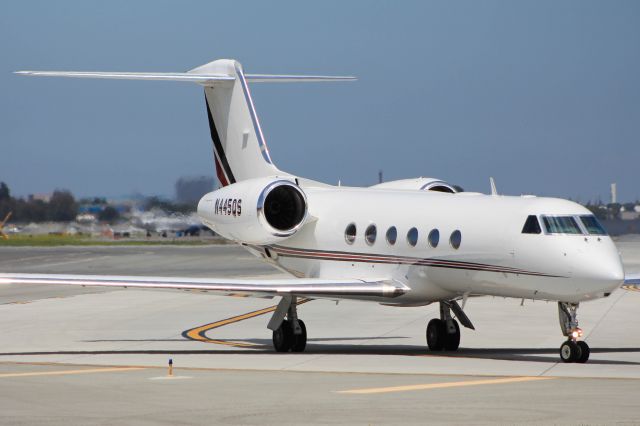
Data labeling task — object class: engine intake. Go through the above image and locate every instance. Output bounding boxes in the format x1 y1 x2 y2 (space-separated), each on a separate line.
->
259 181 307 235
198 177 308 244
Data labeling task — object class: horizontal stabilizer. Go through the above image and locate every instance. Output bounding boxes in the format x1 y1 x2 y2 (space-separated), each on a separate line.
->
246 74 356 82
0 273 407 300
14 71 356 84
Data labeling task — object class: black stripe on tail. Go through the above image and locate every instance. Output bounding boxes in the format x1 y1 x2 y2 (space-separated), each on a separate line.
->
205 94 236 186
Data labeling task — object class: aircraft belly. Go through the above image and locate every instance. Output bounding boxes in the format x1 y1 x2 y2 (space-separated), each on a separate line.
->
427 265 604 302
274 256 454 304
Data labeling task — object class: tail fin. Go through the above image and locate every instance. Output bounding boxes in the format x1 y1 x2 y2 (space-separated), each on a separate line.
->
194 60 277 186
16 59 355 186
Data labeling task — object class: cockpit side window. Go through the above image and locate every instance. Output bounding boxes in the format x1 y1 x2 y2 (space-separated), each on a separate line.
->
542 216 583 234
579 215 608 235
522 215 541 234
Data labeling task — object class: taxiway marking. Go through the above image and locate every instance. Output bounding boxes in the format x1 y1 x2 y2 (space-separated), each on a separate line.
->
182 299 310 348
337 376 555 394
0 366 145 379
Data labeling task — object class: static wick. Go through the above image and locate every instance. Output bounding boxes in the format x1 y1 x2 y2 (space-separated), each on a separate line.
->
168 358 173 377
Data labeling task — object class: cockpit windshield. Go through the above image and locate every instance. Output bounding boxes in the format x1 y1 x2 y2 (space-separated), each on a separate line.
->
579 215 608 235
542 216 582 234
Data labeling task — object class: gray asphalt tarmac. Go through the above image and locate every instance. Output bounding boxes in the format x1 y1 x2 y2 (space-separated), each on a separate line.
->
0 241 639 425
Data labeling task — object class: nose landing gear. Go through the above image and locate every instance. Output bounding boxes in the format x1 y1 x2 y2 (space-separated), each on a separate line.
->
558 302 590 363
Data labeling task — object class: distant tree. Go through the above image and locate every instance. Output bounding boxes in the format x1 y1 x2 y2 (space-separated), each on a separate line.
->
79 197 107 205
16 198 47 222
0 182 9 201
585 203 607 220
606 203 622 220
48 190 78 222
0 182 15 220
98 206 120 223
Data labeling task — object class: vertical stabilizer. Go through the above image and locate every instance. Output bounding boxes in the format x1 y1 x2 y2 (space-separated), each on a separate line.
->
191 60 281 186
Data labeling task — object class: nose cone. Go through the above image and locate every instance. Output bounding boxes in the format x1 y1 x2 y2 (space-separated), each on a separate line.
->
597 253 625 286
575 240 625 294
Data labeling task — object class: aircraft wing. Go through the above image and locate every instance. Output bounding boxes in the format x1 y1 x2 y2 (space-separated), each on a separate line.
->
0 273 407 300
624 274 640 286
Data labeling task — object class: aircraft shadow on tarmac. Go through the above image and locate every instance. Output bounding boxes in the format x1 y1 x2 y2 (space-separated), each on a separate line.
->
3 338 640 366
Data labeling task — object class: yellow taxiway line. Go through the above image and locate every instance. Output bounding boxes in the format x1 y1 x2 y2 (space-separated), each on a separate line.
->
0 367 146 379
182 299 310 348
337 376 555 394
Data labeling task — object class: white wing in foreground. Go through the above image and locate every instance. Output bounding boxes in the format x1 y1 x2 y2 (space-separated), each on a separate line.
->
625 274 640 286
0 273 407 300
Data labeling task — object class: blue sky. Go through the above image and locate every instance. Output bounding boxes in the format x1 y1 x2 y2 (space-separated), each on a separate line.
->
2 1 639 202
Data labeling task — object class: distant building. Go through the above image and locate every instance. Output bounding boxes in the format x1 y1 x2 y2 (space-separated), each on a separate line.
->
28 193 51 203
175 176 215 204
621 211 640 221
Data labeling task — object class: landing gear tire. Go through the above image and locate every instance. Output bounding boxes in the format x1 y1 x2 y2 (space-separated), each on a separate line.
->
557 302 590 363
444 319 460 351
291 320 307 352
426 319 445 350
576 341 590 363
560 340 581 363
426 319 460 351
273 320 293 352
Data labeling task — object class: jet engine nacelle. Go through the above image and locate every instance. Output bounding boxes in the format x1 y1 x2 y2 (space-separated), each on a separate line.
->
198 177 308 244
371 177 458 193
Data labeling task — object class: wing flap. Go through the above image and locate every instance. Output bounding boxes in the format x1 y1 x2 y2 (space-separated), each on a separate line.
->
0 273 407 300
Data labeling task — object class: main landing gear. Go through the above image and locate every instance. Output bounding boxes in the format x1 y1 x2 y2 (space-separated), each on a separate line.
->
558 302 590 363
269 296 307 352
426 300 475 351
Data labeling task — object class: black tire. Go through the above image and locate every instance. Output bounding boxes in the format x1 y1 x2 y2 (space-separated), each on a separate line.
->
576 341 590 363
444 319 461 351
560 340 581 363
273 320 293 352
291 320 307 352
426 319 445 351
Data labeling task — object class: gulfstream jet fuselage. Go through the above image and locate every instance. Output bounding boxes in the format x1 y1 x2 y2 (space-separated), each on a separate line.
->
6 59 637 363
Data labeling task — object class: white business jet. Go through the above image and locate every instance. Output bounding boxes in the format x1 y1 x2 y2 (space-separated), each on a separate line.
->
6 59 639 363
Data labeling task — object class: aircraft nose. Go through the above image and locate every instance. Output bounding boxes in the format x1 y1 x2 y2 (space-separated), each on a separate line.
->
601 255 625 283
579 244 625 291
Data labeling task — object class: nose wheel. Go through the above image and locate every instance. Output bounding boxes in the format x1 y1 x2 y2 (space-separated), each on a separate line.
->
558 302 590 363
560 339 590 363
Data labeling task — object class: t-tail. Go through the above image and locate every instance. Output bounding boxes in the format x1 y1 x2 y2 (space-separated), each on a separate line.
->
16 59 355 186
